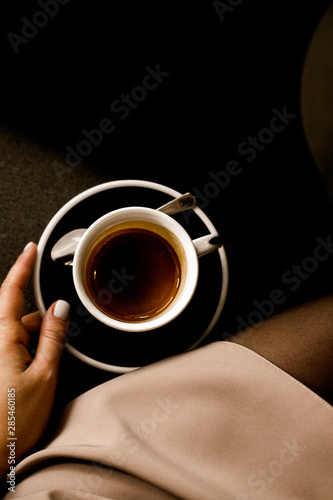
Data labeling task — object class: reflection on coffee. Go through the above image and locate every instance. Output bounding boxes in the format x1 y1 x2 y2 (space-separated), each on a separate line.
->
85 228 182 322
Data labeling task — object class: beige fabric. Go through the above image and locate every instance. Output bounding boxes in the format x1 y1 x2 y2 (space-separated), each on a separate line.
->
3 342 333 499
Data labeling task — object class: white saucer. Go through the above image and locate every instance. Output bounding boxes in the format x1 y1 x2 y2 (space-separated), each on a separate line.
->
34 179 229 373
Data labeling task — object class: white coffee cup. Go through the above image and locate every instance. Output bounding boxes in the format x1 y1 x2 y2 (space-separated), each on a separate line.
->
73 206 221 332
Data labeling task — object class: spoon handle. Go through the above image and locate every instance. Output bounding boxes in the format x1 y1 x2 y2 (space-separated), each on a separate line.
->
157 193 196 215
51 193 197 265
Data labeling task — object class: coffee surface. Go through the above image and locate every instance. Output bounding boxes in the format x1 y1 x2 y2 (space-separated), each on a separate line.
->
85 228 182 322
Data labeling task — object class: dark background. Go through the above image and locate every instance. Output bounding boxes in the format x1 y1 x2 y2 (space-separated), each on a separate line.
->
1 0 333 410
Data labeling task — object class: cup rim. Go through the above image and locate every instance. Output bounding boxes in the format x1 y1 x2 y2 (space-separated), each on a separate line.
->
73 206 199 332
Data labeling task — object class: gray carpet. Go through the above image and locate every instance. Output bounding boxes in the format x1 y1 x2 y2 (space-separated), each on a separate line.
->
0 124 116 309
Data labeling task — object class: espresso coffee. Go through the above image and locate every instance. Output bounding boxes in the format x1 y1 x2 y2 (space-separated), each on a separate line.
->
84 227 182 322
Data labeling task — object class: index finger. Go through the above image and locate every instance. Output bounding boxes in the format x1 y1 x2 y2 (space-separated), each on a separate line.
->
0 242 37 321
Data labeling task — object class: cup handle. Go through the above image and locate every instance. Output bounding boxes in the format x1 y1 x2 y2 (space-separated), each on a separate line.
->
192 233 222 258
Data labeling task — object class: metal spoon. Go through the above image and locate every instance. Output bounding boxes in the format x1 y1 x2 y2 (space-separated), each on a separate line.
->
51 193 196 265
156 192 196 215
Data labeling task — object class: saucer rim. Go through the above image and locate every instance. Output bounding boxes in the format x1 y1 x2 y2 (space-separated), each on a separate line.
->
33 179 229 373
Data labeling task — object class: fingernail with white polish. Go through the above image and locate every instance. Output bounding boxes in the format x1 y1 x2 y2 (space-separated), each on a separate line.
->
54 300 70 321
23 241 33 252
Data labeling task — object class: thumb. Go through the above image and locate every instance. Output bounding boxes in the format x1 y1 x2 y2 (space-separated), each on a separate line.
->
31 300 70 376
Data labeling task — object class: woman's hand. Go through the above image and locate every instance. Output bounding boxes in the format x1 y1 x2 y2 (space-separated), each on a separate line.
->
0 242 70 478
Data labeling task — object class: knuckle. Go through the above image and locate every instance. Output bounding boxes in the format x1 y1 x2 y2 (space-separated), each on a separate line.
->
42 327 65 346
